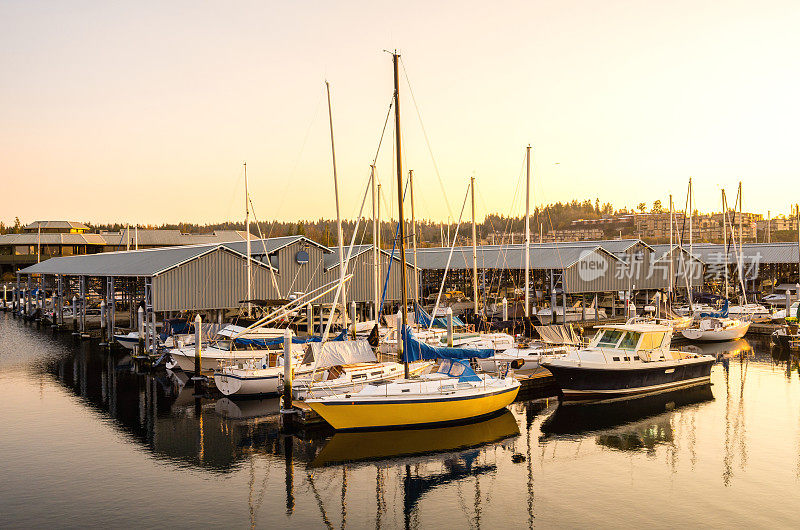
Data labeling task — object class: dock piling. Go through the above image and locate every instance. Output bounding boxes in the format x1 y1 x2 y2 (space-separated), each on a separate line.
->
350 301 357 339
502 297 508 321
193 314 202 378
137 306 145 352
99 300 107 346
71 296 78 334
281 328 295 429
446 307 453 347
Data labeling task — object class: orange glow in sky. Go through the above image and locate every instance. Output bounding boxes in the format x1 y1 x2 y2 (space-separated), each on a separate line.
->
2 0 799 225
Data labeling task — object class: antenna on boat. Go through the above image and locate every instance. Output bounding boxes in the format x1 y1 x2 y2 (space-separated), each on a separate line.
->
392 51 411 379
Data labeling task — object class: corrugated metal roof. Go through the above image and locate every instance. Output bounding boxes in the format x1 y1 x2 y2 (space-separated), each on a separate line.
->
23 220 89 231
414 244 621 270
686 242 800 265
99 229 250 247
0 233 106 245
324 244 415 270
19 240 278 277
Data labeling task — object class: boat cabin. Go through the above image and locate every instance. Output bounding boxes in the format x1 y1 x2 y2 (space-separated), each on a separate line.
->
588 323 673 362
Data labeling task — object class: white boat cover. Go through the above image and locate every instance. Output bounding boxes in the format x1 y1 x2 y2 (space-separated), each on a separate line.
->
217 325 291 339
535 324 579 345
303 340 377 368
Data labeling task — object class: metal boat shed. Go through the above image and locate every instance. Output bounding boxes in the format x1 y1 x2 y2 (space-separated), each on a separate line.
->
14 235 417 344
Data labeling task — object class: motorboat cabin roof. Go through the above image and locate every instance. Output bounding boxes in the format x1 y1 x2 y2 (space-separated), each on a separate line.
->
595 323 672 333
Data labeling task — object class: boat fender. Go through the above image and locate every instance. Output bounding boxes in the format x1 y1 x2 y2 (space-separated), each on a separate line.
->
510 359 525 370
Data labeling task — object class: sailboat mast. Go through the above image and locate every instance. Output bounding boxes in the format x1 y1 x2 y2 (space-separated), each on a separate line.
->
244 162 252 317
377 182 382 316
409 170 419 305
392 52 410 378
325 81 348 333
371 166 379 321
524 145 531 318
688 178 693 302
471 176 479 316
722 189 728 299
738 181 746 303
669 194 674 300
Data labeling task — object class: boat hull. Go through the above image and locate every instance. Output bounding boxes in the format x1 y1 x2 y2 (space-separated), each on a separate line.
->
213 370 282 396
545 360 714 403
681 322 750 341
169 349 266 372
306 383 520 430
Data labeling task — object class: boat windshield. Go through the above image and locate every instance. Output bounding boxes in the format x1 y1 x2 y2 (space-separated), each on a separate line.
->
211 339 232 351
618 332 641 350
596 329 623 347
436 359 466 377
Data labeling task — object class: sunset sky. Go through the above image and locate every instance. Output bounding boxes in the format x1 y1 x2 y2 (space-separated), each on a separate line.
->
2 0 799 227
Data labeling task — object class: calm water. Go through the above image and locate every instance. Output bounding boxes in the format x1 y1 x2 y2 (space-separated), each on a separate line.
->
2 313 800 528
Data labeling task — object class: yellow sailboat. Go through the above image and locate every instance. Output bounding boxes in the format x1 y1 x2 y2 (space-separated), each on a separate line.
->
306 357 520 430
306 51 520 431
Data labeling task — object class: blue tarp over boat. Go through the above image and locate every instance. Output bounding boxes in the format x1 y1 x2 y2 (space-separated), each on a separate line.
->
234 329 347 347
699 300 729 318
415 304 465 329
401 326 493 363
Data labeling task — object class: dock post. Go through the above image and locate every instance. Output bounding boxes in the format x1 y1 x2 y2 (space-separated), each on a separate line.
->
446 307 453 347
786 290 791 316
594 294 599 324
137 306 145 352
99 300 107 346
502 297 508 321
282 328 293 411
350 301 357 339
71 295 78 334
193 314 202 380
2 284 6 310
307 303 313 335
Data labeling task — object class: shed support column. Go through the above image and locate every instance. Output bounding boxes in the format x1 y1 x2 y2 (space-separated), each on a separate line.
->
550 270 557 324
581 294 586 321
56 275 63 327
107 276 115 343
79 276 87 337
561 291 567 325
594 294 599 324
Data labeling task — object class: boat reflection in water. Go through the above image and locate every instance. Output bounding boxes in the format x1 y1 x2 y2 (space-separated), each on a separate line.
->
540 384 714 452
311 409 519 467
214 397 281 421
679 338 752 360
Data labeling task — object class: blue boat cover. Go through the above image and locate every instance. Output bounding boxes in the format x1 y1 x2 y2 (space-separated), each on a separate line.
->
401 326 493 363
234 329 347 347
415 304 465 329
699 300 729 319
